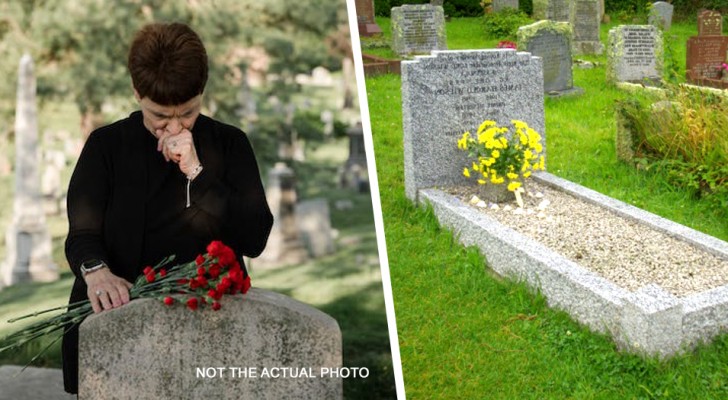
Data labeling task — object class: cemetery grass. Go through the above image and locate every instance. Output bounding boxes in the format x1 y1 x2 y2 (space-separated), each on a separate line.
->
366 18 728 399
0 138 395 399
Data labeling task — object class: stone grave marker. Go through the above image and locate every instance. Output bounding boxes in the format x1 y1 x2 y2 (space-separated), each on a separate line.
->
340 122 369 192
493 0 519 12
401 50 545 200
296 199 335 258
686 36 728 80
570 0 604 55
354 0 382 36
533 0 571 22
391 4 447 56
518 20 582 96
258 162 308 267
79 291 343 399
649 2 673 31
1 54 58 286
698 10 722 36
607 25 663 84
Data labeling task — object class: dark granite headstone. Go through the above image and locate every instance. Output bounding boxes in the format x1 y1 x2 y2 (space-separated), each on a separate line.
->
518 21 581 95
698 10 722 36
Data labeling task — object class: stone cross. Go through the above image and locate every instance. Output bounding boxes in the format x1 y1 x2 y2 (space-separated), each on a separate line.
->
401 50 545 200
257 162 308 266
607 25 663 84
1 54 58 287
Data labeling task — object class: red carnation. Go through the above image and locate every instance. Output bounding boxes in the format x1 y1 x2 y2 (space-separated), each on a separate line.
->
177 278 189 285
242 275 251 294
159 268 167 277
208 264 221 279
195 254 205 266
207 241 236 266
197 266 206 277
197 276 209 288
207 289 220 300
189 279 200 290
212 302 221 311
145 273 155 283
143 266 153 275
186 297 199 310
163 296 174 306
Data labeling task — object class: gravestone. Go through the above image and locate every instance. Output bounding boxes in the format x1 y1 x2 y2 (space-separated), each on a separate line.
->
533 0 571 21
1 54 58 287
493 0 519 12
401 50 545 200
391 4 447 56
79 292 343 399
649 2 673 31
257 162 308 266
354 0 382 36
518 20 582 96
340 122 369 192
607 25 663 84
570 0 604 55
431 0 444 5
296 199 335 258
686 36 728 80
698 10 722 36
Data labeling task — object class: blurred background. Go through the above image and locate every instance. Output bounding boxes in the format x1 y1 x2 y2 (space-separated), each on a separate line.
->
0 1 394 398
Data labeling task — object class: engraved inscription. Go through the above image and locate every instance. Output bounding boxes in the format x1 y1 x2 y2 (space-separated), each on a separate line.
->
622 27 656 68
698 10 722 36
401 8 438 52
573 0 599 42
528 31 571 91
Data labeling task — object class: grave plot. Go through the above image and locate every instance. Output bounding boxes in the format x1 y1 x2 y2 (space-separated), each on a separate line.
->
402 49 728 358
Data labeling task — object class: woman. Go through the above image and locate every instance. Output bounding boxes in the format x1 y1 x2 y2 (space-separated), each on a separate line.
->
62 22 273 394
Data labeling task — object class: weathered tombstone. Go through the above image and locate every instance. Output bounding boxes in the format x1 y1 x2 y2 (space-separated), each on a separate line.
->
79 292 343 399
493 0 519 12
401 50 545 200
533 0 571 22
698 10 722 36
1 54 58 287
391 4 447 56
686 36 728 81
296 199 335 258
607 25 663 84
354 0 382 36
340 122 369 192
518 20 582 96
430 0 444 5
570 0 604 55
257 162 308 266
649 2 673 31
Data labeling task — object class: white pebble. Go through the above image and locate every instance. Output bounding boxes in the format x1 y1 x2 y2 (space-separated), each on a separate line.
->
477 201 487 208
470 195 481 205
513 207 525 215
526 209 535 215
503 205 513 211
537 211 546 219
490 204 500 210
537 199 551 210
535 192 544 198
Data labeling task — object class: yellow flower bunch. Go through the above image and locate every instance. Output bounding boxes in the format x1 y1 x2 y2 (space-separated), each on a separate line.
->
458 119 545 192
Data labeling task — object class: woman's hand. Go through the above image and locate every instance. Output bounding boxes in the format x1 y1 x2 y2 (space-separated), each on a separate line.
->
157 128 201 178
84 269 133 313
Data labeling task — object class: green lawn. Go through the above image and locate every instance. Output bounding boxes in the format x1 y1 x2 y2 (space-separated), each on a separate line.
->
366 17 728 399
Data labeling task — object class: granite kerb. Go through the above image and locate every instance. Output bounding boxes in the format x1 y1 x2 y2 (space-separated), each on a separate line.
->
416 172 728 357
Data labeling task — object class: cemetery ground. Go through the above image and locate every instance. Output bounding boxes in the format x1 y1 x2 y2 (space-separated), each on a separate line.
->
367 16 728 399
0 111 395 399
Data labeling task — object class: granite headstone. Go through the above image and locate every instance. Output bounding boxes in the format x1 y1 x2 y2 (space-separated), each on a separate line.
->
296 199 335 258
649 2 673 31
401 50 545 200
607 25 663 84
533 0 571 21
698 10 722 36
518 20 582 96
354 0 382 36
391 4 447 56
570 0 604 55
79 292 343 399
686 36 728 80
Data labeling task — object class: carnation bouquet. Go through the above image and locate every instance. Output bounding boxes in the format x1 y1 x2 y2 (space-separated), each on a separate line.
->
0 240 250 368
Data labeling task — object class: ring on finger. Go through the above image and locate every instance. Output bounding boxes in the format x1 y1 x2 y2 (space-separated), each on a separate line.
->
171 141 178 147
95 289 105 296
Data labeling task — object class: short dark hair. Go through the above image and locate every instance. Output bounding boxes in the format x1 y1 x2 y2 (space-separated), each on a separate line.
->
128 22 208 105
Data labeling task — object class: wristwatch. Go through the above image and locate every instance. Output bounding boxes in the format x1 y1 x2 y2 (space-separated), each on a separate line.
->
80 259 108 276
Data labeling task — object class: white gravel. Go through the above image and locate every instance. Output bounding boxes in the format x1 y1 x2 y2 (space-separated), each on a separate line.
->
447 181 728 297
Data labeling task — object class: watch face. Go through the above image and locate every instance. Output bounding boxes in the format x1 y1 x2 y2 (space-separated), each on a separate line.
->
82 259 102 269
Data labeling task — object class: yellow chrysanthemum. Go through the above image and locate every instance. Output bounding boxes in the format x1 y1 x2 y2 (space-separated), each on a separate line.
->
477 120 497 134
512 120 528 130
507 181 522 192
523 170 532 178
521 161 530 171
539 156 545 170
506 172 519 180
533 143 543 153
492 149 501 158
463 168 470 178
524 149 534 160
472 162 480 172
477 179 486 185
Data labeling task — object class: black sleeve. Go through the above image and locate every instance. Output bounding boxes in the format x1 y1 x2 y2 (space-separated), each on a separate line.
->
64 132 111 278
189 130 273 258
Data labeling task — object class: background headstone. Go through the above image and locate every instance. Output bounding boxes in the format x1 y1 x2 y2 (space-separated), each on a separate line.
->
649 2 673 31
698 10 722 36
533 0 571 22
339 122 369 192
391 4 447 56
1 54 58 287
686 36 728 80
296 199 335 258
518 20 582 96
570 0 604 55
493 0 519 13
354 0 382 36
401 50 545 200
79 292 343 400
607 25 663 84
257 162 308 267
